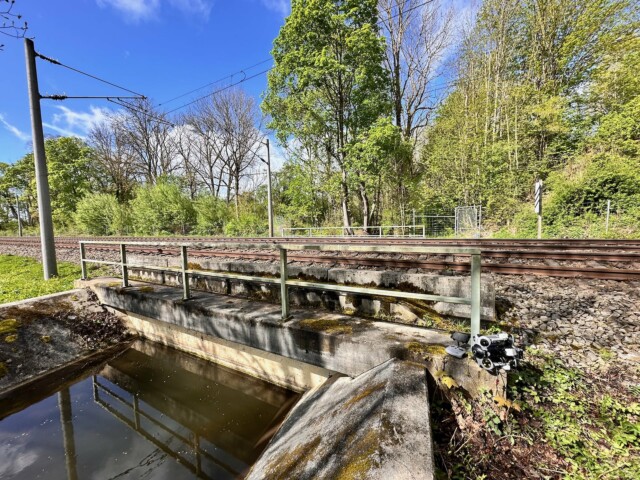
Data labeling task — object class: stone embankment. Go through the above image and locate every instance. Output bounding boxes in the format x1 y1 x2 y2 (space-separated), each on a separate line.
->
496 274 640 366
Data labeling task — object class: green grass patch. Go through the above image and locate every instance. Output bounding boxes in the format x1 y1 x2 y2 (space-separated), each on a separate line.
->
0 255 86 304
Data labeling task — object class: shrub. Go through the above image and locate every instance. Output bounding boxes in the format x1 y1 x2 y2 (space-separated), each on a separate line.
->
194 195 230 235
130 181 196 235
74 193 130 236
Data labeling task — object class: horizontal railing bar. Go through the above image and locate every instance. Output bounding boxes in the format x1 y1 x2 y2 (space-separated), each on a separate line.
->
83 259 120 266
281 244 481 255
285 279 471 305
187 270 281 284
80 240 480 256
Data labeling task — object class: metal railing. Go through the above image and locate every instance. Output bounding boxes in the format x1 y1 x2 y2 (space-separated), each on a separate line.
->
79 241 482 337
93 375 242 478
281 225 427 238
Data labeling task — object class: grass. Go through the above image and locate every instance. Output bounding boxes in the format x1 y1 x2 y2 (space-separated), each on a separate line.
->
0 255 85 304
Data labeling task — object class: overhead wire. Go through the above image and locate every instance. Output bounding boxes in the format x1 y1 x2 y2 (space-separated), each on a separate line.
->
158 57 273 107
35 51 146 98
162 0 436 116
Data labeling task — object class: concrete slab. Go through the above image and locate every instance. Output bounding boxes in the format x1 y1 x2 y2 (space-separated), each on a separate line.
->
246 359 434 480
82 279 505 397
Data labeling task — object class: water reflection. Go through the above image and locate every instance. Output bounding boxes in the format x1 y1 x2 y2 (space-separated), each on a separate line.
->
0 341 300 479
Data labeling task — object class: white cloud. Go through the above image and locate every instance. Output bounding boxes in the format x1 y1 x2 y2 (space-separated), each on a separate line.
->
97 0 161 22
0 438 39 477
44 105 112 139
0 114 30 141
260 0 289 17
96 0 214 22
169 0 213 18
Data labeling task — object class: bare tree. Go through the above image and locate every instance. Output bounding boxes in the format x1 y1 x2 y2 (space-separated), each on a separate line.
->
211 88 263 217
88 115 138 201
180 100 230 198
1 0 28 50
379 0 454 142
115 99 177 184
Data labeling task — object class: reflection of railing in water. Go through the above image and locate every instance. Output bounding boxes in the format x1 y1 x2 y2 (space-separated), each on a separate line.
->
92 375 244 479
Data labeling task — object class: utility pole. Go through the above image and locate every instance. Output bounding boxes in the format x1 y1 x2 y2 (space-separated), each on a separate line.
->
15 195 22 237
265 139 274 238
25 38 57 278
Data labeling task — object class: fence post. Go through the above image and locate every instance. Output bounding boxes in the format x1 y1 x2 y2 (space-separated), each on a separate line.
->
80 242 87 280
120 243 129 287
605 200 611 233
470 253 481 338
181 245 190 300
280 248 289 320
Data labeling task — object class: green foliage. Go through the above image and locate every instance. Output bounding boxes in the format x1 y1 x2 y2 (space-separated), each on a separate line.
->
44 137 96 228
223 189 269 236
419 0 640 236
193 195 230 235
510 351 640 479
74 193 131 236
263 0 391 227
130 180 196 235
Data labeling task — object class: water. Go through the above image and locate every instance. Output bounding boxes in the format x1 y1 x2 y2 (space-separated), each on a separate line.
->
0 341 301 479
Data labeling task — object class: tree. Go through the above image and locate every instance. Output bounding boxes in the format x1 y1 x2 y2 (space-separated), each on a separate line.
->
0 0 28 51
379 0 453 141
88 116 138 202
263 0 390 231
115 99 177 184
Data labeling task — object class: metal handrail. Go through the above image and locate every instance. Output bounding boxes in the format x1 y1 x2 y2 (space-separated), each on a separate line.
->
79 240 482 337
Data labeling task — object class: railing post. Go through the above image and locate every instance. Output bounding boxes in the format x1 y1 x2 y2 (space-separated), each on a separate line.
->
120 243 129 287
280 248 289 320
80 242 87 280
181 245 190 300
470 253 481 339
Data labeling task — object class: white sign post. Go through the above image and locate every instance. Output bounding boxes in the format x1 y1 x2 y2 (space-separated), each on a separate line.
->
535 180 543 239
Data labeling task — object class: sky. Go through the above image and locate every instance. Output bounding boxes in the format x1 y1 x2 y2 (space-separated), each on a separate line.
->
0 0 290 165
0 0 476 168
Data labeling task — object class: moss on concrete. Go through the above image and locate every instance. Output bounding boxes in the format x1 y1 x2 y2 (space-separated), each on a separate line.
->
4 333 18 343
344 382 386 409
0 362 7 379
298 318 353 335
405 342 446 359
137 286 155 293
334 428 380 479
265 435 322 479
0 318 20 335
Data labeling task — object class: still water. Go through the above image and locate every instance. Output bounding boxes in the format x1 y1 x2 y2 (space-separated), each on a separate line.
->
0 341 301 479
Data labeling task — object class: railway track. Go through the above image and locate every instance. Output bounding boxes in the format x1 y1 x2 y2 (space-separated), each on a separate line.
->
1 236 639 281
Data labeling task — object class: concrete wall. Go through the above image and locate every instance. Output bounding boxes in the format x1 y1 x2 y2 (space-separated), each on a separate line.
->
127 254 495 324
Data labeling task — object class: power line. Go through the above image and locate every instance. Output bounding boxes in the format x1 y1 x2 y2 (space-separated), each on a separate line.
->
42 95 142 100
163 0 437 115
108 98 176 127
158 57 273 107
35 51 146 97
165 68 272 115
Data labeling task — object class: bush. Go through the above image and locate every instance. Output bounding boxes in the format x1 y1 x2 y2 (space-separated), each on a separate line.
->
194 195 230 235
74 193 130 235
130 181 196 235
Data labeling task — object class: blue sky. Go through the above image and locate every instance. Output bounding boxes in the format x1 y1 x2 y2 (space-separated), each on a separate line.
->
0 0 290 164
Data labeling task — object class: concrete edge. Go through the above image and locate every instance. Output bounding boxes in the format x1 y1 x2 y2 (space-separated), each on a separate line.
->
0 289 84 309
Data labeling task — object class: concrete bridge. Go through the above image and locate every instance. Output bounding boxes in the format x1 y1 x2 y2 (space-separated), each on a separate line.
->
78 240 503 479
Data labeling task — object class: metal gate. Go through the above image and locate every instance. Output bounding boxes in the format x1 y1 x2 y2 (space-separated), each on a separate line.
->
455 205 482 237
